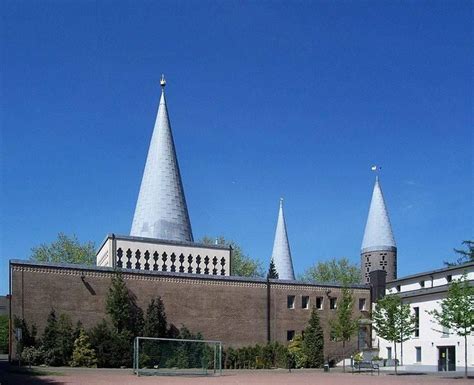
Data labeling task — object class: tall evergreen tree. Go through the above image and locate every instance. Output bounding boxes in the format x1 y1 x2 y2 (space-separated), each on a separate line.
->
106 272 132 333
143 297 168 337
428 275 474 378
330 287 359 372
71 329 97 367
302 308 325 368
267 259 279 279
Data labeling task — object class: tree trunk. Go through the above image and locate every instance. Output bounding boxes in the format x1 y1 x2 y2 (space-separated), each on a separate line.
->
394 342 398 375
342 341 345 373
464 334 468 379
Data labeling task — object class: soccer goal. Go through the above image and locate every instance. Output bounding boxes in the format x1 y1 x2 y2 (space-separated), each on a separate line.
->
133 337 222 376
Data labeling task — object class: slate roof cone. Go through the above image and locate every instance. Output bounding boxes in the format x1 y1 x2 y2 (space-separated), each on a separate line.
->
130 75 193 242
271 198 295 280
361 176 396 253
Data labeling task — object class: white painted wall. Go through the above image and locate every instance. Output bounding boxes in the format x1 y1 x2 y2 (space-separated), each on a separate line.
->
377 264 474 373
96 236 231 276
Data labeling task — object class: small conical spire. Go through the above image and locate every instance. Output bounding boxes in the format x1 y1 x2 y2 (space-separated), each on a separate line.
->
131 76 193 242
361 177 396 253
270 198 295 280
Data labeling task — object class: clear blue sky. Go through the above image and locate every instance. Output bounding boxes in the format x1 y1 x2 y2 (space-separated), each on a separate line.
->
1 1 472 295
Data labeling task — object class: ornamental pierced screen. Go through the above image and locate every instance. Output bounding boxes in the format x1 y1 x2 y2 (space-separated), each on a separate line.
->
115 247 228 276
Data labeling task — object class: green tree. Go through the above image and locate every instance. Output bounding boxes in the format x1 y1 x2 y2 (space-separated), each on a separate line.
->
201 236 263 277
12 317 37 357
427 275 474 378
267 259 279 279
89 320 131 368
0 315 8 354
300 258 360 285
444 240 474 267
143 297 168 337
30 233 95 265
106 271 143 336
288 334 306 368
372 295 416 374
330 287 359 372
71 329 97 367
41 310 75 366
302 308 325 368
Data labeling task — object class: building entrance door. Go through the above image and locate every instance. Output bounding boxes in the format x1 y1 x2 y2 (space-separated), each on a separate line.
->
438 346 456 371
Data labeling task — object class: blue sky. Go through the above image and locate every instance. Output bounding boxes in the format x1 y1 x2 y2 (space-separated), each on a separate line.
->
1 1 472 295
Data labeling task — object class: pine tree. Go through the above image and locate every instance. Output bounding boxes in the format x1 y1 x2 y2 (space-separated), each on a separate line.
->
302 308 324 368
330 287 359 372
267 259 279 279
106 272 132 333
143 297 168 337
56 313 75 365
71 329 97 367
41 310 75 366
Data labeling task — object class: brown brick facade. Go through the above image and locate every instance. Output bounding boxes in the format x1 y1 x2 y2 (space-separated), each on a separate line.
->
10 260 371 360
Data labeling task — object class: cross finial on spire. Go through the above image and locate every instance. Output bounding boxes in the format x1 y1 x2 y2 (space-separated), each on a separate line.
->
160 74 166 89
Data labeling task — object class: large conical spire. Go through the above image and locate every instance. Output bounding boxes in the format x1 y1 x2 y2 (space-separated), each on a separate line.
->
271 198 295 280
130 75 193 242
361 176 396 253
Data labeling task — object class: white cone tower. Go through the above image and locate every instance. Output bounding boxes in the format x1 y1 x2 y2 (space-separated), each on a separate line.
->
271 198 295 280
361 176 397 283
130 75 193 242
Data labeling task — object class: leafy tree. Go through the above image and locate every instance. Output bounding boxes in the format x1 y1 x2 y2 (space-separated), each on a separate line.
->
0 315 8 354
201 236 263 277
300 257 360 285
444 240 474 266
143 297 168 338
71 329 97 367
372 295 416 374
330 287 359 372
267 259 279 279
427 275 474 378
30 233 95 265
302 307 325 368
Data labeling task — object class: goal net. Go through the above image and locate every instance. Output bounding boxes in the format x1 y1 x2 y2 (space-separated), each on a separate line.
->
133 337 222 376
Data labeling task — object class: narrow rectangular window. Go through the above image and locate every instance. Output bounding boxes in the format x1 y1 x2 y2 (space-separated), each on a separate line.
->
387 347 392 360
316 297 323 310
330 298 337 310
446 275 452 283
287 330 295 341
396 285 401 292
414 307 420 337
359 298 366 311
419 280 425 288
415 347 422 362
302 296 309 309
287 295 295 309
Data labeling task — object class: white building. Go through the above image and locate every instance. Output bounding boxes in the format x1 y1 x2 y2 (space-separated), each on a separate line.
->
376 262 474 373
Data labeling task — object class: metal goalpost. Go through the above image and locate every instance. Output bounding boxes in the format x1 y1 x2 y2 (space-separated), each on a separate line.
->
133 336 222 377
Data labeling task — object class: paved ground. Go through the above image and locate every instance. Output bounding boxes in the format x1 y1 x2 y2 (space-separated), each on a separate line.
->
0 363 472 385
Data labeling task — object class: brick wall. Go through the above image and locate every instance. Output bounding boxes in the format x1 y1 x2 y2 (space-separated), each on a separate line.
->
10 260 371 360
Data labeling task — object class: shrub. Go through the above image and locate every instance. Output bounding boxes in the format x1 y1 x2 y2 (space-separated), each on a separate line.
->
71 329 97 367
0 315 8 354
20 346 44 367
